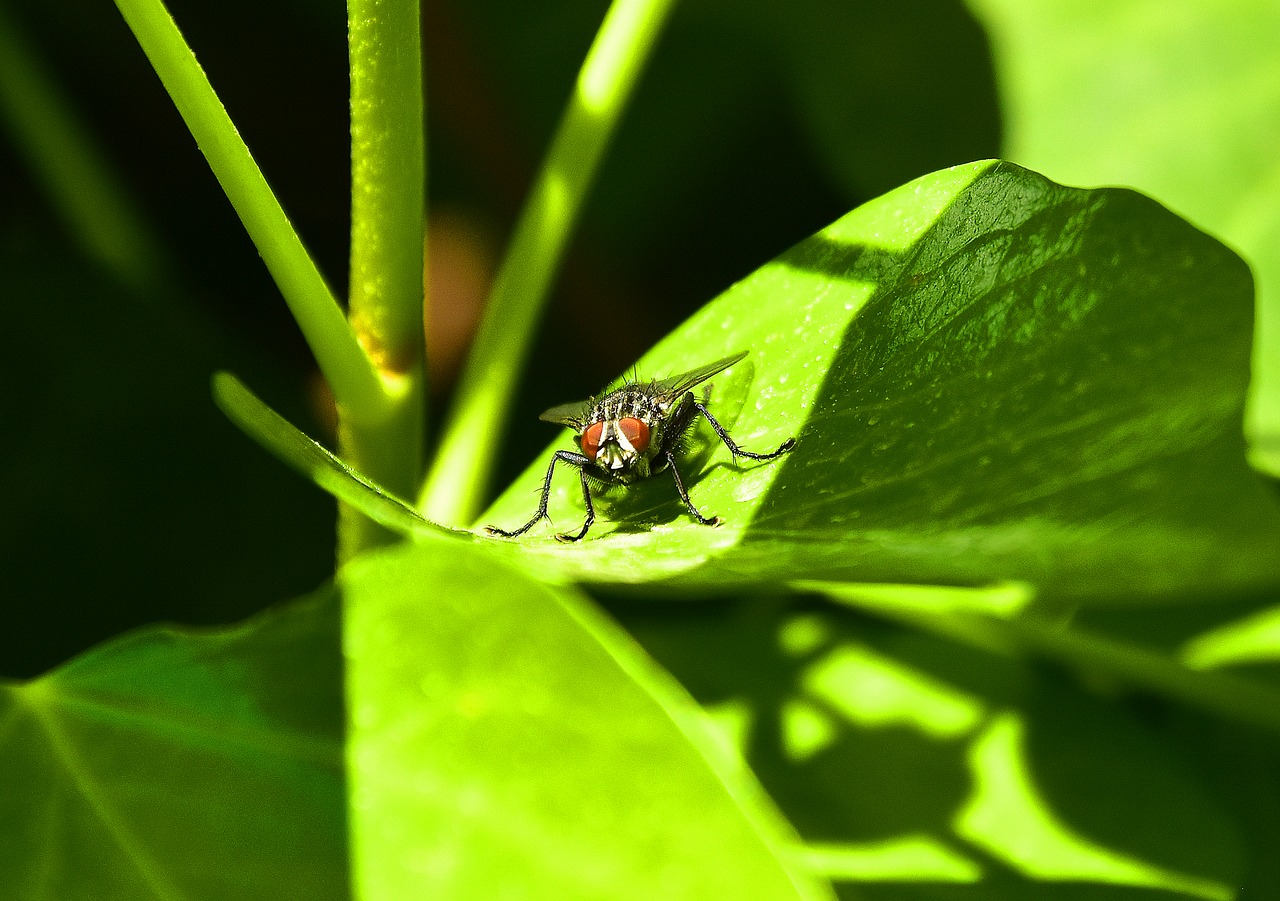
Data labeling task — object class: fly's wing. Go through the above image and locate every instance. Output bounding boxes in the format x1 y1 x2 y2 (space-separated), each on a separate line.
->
538 351 750 425
648 350 749 405
539 398 593 429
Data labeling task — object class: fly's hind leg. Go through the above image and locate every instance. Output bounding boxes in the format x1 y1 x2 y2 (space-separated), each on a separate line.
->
693 402 795 462
665 450 721 527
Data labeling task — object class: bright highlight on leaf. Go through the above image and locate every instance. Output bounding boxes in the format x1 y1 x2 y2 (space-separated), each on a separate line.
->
1181 603 1280 669
802 643 985 738
794 837 982 883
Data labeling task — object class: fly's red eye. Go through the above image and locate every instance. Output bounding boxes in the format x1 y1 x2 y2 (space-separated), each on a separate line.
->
581 421 605 461
618 417 650 454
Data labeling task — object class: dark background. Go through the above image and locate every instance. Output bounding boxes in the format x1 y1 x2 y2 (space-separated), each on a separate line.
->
0 0 999 676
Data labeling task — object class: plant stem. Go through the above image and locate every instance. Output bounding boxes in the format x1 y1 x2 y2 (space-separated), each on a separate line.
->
419 0 679 526
341 0 426 558
112 0 390 424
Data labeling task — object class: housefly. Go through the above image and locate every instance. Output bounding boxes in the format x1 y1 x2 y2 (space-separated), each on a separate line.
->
485 351 795 542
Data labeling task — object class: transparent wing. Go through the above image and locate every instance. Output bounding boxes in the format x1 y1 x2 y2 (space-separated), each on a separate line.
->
647 351 748 404
539 399 593 427
537 351 749 426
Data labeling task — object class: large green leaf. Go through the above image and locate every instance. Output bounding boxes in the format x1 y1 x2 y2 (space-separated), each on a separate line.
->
483 160 1280 602
341 535 828 899
965 0 1280 473
0 594 347 900
224 161 1280 602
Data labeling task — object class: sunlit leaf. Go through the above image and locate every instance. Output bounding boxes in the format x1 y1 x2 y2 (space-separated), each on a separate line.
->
231 162 1280 603
485 160 1280 602
342 535 829 899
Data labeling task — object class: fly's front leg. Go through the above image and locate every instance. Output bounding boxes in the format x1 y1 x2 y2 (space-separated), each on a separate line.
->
485 450 590 538
665 450 721 526
694 402 795 462
555 465 597 542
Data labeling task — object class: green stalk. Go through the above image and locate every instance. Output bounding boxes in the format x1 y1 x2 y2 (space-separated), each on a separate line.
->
420 0 679 525
112 0 389 424
340 0 426 558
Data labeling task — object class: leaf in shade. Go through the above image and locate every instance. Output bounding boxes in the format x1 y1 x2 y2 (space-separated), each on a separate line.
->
0 595 348 900
966 0 1280 473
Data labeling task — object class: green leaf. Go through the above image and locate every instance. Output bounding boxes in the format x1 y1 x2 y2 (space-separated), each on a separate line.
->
225 161 1280 603
966 0 1280 473
0 594 347 900
212 372 447 541
342 535 829 899
483 160 1280 602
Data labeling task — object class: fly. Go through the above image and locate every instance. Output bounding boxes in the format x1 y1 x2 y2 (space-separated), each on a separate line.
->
485 350 795 542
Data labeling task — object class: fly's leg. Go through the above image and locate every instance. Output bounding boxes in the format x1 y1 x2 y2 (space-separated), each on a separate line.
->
485 450 591 538
693 402 795 462
665 450 721 527
554 465 596 542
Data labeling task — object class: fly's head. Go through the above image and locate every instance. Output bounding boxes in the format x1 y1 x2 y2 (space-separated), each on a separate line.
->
575 384 669 481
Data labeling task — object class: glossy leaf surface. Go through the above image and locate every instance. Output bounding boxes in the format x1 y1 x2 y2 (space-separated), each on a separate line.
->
484 160 1280 602
226 161 1280 603
967 0 1280 472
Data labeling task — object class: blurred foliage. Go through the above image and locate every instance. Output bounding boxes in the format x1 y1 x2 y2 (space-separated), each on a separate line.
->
3 0 1280 898
1 0 998 672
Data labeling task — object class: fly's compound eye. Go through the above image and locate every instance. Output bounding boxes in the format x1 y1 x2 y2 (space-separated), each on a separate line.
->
581 421 605 462
617 417 650 454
